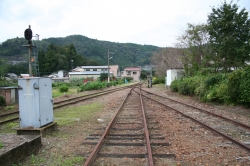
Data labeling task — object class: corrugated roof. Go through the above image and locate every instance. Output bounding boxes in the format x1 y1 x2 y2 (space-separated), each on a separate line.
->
74 66 108 69
124 67 141 71
69 71 109 75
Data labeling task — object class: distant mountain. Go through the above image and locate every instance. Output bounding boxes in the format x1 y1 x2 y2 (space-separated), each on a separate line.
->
0 35 161 69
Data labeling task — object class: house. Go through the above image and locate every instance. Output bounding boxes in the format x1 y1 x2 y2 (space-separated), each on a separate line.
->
165 53 184 87
7 73 18 79
48 70 69 83
121 67 141 81
0 86 18 105
166 69 184 87
69 65 118 80
109 65 120 78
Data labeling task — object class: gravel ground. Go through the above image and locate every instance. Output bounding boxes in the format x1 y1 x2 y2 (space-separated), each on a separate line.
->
1 83 250 165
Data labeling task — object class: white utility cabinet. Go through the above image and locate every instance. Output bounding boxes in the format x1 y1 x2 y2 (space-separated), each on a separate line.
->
18 77 54 128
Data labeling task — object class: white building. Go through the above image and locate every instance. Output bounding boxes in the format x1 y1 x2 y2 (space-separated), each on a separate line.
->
166 69 184 87
69 65 119 80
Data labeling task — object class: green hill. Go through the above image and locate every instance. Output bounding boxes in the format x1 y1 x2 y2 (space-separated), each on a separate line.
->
0 35 161 69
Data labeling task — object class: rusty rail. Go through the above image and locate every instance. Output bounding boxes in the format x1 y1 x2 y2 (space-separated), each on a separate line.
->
83 85 135 166
141 89 250 131
140 92 250 153
139 86 154 166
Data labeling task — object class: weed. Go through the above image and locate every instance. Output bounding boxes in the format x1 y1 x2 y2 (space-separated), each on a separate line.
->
0 122 19 133
30 154 46 165
52 88 77 98
4 105 15 111
0 140 4 148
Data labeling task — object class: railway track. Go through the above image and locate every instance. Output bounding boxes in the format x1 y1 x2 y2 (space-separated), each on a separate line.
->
0 84 137 126
0 111 19 125
139 88 250 153
83 85 175 166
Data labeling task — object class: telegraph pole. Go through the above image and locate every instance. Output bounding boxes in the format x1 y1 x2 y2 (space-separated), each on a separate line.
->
28 40 32 76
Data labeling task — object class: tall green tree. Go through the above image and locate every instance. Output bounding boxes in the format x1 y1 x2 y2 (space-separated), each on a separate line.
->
207 1 250 72
43 44 58 75
38 50 46 75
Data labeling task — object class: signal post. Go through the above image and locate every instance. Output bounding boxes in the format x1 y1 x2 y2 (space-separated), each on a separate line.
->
23 25 34 77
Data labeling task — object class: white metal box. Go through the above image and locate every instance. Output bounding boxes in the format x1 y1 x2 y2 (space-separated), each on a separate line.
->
18 77 54 128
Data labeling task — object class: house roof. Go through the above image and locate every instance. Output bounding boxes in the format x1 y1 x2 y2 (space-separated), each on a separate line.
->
72 66 109 72
69 71 110 75
73 66 108 70
124 67 141 71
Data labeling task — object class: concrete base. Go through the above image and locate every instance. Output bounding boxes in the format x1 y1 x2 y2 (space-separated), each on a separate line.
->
0 135 41 166
16 122 57 137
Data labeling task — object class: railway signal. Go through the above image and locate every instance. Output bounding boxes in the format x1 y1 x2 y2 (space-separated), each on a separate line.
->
24 28 32 41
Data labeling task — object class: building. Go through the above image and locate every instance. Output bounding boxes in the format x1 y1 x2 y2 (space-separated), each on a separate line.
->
109 65 120 78
165 53 184 87
166 69 184 87
69 65 118 80
121 67 141 81
47 70 69 83
0 86 18 105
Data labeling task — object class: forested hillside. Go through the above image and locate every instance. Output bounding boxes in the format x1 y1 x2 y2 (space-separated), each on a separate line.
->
0 35 161 69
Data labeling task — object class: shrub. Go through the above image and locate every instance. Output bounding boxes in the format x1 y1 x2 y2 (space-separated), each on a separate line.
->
122 77 133 82
227 70 242 104
109 81 117 86
0 95 6 106
70 78 84 86
239 66 250 107
195 81 207 101
99 73 108 82
204 73 223 88
170 79 179 92
52 82 69 87
170 67 250 107
77 81 107 92
117 78 124 85
152 77 165 85
59 84 69 92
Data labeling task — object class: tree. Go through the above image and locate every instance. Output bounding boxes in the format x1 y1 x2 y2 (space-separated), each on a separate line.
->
38 50 46 76
207 1 250 72
140 70 150 80
7 62 28 75
0 58 8 76
43 44 58 75
55 54 69 71
150 48 183 77
176 23 211 76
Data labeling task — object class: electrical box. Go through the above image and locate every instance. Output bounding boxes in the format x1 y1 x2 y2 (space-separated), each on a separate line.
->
18 77 54 128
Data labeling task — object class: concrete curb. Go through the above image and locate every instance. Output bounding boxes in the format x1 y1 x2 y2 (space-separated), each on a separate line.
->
0 135 41 166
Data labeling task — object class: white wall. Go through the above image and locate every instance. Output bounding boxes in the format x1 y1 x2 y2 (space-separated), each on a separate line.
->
166 69 184 86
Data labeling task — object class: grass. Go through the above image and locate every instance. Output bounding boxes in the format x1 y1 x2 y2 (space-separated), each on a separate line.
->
0 121 19 133
52 87 78 98
51 156 84 166
19 102 102 166
54 102 103 126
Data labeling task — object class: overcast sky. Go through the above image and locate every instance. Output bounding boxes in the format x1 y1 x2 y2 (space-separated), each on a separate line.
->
0 0 249 47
